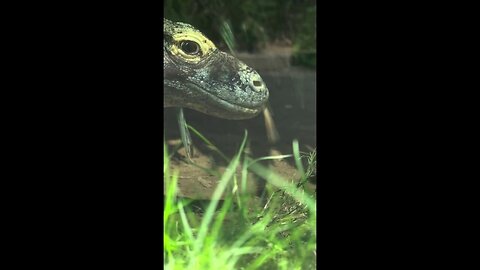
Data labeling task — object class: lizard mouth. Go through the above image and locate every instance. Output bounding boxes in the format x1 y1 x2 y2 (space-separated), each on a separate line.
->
185 82 264 118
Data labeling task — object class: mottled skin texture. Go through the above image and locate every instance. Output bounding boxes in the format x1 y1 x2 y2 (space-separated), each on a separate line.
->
164 19 269 120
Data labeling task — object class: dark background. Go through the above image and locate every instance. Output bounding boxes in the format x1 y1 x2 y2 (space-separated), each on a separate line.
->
165 0 316 68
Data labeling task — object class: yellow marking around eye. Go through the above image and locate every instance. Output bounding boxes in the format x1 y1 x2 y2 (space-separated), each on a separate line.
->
171 30 216 64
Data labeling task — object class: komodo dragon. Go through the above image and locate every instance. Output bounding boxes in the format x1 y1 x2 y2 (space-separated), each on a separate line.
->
164 18 269 119
163 19 270 156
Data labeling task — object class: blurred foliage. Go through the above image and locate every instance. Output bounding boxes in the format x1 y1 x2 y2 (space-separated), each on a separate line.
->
164 0 316 69
291 5 316 69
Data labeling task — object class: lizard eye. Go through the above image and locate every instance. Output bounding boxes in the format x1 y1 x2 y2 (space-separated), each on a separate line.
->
180 41 200 55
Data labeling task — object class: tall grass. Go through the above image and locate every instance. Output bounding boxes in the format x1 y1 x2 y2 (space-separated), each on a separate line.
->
164 129 317 269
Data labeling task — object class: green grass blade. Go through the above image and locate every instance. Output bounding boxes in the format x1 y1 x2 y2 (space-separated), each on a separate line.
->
190 130 249 261
187 124 230 162
292 139 305 177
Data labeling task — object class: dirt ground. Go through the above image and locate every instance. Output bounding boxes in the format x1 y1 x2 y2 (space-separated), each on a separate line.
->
164 65 316 200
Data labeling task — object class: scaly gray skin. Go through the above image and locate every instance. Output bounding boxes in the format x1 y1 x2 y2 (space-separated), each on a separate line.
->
164 19 269 120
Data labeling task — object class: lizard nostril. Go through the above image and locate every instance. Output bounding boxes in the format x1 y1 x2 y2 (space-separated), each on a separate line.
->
253 80 262 87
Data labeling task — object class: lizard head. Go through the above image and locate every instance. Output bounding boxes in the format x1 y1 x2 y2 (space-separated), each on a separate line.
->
163 19 269 120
